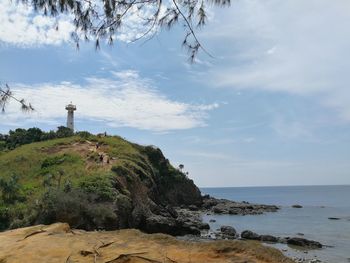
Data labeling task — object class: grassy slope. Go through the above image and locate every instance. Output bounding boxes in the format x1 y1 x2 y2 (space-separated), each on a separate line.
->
0 135 144 201
0 134 201 231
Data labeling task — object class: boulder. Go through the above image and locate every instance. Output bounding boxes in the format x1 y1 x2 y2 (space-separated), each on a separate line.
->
241 230 261 240
188 205 199 211
287 237 322 249
260 235 278 243
220 226 237 238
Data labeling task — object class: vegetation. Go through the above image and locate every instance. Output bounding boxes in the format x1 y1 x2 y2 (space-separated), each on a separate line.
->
0 126 75 151
0 84 34 113
18 0 230 62
0 130 200 231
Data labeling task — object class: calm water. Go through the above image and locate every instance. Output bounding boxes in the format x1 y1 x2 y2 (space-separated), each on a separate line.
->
201 185 350 263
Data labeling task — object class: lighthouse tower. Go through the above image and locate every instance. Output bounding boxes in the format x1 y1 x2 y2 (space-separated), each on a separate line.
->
65 103 76 131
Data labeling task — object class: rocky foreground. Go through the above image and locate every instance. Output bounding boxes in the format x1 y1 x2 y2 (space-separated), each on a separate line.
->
0 223 294 263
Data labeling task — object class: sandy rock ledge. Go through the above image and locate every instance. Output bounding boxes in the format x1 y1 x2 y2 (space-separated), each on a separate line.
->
0 223 295 263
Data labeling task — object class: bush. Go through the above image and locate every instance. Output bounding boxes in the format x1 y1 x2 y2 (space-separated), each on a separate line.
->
76 131 92 139
35 189 118 230
0 206 10 230
41 154 78 168
78 175 117 202
0 175 24 204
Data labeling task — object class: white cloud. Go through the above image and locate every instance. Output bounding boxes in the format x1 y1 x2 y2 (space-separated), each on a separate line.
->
202 0 350 122
0 1 74 46
0 0 160 47
1 70 218 131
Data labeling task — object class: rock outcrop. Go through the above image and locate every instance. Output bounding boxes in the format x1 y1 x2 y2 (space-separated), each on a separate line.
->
0 223 295 263
202 195 279 215
240 230 323 249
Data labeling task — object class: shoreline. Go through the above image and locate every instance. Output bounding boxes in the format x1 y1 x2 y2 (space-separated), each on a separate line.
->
0 223 295 263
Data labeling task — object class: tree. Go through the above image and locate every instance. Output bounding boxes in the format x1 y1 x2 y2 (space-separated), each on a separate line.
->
0 83 34 113
0 175 21 204
56 126 74 138
19 0 229 62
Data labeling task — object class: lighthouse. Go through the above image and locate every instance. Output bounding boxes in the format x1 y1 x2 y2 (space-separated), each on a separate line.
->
65 103 76 131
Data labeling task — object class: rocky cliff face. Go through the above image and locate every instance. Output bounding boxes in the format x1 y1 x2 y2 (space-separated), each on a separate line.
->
0 223 295 263
0 135 202 235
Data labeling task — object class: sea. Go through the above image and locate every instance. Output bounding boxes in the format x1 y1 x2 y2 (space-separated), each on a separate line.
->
200 185 350 263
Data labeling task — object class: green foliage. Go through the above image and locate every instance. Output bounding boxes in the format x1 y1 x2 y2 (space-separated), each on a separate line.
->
78 175 117 202
76 131 92 140
0 127 75 151
0 206 10 230
56 126 74 138
41 154 77 168
35 189 118 230
0 141 6 151
0 131 201 231
0 175 23 204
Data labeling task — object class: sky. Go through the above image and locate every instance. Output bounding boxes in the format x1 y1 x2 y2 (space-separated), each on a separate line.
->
1 0 350 187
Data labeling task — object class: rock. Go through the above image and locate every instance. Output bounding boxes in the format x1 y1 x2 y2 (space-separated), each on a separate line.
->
188 205 199 211
209 219 216 223
328 217 341 220
260 235 278 243
199 223 210 230
241 230 261 240
0 223 296 263
292 204 303 208
287 237 322 249
212 205 225 214
220 226 237 238
202 196 279 215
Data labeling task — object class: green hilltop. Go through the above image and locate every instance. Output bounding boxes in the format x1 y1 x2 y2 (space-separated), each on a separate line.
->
0 130 202 234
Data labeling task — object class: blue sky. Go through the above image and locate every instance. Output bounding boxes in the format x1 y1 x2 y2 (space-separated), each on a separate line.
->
1 0 350 187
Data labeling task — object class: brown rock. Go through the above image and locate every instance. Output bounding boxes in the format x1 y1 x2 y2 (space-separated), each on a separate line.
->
0 223 295 263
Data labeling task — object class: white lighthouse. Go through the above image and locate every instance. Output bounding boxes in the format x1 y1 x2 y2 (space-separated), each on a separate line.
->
65 103 76 131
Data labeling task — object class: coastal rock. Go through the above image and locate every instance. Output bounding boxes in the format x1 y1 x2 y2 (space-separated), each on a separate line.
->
260 235 278 243
241 230 261 240
202 195 279 215
287 237 323 249
220 226 237 239
292 204 303 208
0 223 295 263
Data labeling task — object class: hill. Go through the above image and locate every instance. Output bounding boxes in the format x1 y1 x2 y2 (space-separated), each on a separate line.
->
0 134 202 234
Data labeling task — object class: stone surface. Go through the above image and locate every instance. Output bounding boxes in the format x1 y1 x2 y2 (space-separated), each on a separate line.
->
220 226 237 239
202 195 279 215
241 230 261 240
0 223 295 263
287 237 323 249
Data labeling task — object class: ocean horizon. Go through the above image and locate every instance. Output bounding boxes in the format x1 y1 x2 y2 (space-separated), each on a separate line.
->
201 185 350 263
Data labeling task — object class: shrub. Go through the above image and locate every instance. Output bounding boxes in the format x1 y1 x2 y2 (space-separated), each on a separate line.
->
0 206 10 230
41 154 78 168
0 175 24 204
35 189 118 230
78 175 117 202
76 131 92 139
